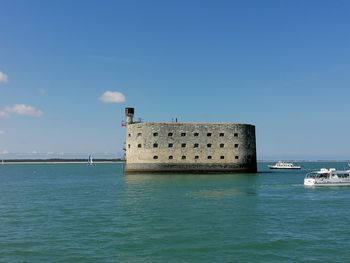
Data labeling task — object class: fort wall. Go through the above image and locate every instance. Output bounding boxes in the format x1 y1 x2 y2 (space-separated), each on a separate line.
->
124 111 257 173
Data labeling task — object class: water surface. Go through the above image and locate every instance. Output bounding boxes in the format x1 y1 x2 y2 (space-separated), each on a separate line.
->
1 162 350 262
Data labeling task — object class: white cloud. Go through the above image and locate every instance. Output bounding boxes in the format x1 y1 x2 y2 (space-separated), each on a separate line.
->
0 130 5 135
0 150 9 155
99 91 126 103
0 71 8 83
5 104 43 117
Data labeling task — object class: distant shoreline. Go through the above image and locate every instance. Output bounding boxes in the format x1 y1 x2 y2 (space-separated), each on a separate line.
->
1 159 349 164
0 159 124 164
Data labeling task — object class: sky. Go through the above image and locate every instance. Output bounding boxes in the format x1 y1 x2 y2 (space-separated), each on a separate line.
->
1 0 350 160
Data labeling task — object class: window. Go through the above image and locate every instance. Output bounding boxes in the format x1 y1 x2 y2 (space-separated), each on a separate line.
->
207 156 212 159
181 143 186 148
153 156 158 159
153 132 158 136
220 156 225 159
194 143 199 148
181 155 186 160
137 133 142 137
168 132 173 137
234 133 238 137
153 143 158 148
220 143 224 148
168 143 173 148
207 143 212 148
194 132 199 136
137 144 142 148
169 156 173 160
235 156 239 159
181 132 186 136
234 144 239 148
219 133 224 137
128 144 130 148
207 133 212 137
128 133 131 137
195 155 199 159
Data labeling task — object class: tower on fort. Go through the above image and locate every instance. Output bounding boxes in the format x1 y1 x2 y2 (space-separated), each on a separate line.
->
123 107 257 173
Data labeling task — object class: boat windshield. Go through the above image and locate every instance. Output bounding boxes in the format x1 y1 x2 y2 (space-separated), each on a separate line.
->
306 172 329 179
305 172 316 178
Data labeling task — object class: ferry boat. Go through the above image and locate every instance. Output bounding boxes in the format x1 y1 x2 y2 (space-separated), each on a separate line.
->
304 168 350 187
268 161 301 169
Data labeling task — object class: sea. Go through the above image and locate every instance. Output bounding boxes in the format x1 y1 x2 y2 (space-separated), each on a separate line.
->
1 162 350 262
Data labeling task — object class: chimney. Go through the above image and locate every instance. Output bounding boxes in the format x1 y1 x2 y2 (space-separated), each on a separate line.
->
125 107 134 124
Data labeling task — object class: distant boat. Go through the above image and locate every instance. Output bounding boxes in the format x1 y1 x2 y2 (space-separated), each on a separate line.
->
304 168 350 186
87 155 95 166
268 161 301 169
1 160 4 165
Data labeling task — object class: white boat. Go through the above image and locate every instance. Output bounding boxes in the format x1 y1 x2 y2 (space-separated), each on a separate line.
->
304 168 350 187
268 161 301 169
87 155 95 166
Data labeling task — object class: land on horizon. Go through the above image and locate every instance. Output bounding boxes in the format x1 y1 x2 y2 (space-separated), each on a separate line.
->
1 158 124 163
1 159 349 163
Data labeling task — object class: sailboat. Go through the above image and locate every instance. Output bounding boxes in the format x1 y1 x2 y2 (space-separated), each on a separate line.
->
87 155 95 166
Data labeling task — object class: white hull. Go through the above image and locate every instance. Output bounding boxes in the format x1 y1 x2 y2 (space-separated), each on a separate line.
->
268 161 301 169
268 166 301 169
304 168 350 187
304 181 350 187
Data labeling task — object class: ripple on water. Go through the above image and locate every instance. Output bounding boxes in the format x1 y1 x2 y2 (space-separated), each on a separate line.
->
1 163 350 262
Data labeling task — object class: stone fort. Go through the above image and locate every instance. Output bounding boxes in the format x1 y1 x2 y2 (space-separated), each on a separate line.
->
124 107 257 173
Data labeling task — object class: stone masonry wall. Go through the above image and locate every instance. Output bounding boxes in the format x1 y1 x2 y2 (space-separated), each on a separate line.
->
125 122 256 173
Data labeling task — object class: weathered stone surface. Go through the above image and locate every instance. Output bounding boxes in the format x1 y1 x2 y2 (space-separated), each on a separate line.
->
124 120 257 173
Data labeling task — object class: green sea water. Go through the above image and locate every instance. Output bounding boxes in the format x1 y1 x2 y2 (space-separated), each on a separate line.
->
1 162 350 262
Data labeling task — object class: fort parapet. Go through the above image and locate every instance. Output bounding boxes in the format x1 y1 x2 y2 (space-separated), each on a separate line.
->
124 108 257 173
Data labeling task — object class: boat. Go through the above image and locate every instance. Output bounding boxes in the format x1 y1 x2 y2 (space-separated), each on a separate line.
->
87 155 95 166
304 168 350 187
268 161 301 169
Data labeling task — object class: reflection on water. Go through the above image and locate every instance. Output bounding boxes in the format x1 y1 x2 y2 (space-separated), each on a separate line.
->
123 173 259 204
123 172 258 184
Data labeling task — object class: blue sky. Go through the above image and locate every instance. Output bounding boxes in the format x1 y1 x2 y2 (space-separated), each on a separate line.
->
1 0 350 160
